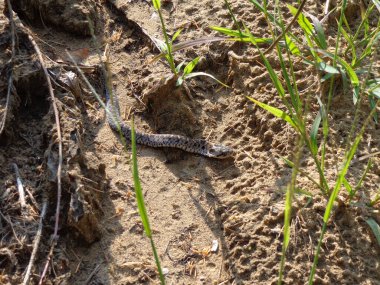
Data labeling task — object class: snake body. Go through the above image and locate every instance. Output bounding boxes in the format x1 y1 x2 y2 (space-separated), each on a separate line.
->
105 86 233 159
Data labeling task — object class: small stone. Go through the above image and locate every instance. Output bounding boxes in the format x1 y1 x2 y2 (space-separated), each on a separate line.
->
211 240 219 252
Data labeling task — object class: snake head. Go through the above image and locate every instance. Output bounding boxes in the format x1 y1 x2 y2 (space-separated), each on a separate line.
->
207 144 234 159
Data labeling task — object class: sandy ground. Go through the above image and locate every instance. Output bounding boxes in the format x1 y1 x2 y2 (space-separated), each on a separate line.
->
0 0 379 284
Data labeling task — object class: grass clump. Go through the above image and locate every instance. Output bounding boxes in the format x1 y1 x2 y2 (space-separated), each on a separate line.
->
151 0 228 88
213 0 380 283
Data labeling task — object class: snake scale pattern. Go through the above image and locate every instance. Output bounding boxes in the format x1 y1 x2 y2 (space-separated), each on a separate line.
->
105 84 233 159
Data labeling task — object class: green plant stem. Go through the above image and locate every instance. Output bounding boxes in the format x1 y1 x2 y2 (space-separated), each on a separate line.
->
224 0 243 38
157 9 176 74
308 222 326 284
278 136 303 284
320 0 348 193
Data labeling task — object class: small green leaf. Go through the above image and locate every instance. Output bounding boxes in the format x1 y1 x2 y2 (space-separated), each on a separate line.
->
287 4 314 36
366 218 380 247
183 57 200 76
152 0 161 10
247 97 297 129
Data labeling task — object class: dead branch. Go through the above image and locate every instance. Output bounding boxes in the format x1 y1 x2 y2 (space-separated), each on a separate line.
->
22 199 48 285
0 0 16 135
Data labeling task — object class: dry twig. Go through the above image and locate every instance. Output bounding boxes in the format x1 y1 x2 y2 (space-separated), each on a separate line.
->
12 163 27 215
84 264 101 285
22 199 48 285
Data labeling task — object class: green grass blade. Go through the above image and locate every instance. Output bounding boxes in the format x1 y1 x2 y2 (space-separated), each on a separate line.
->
210 26 272 44
316 61 340 74
250 43 286 98
310 110 321 156
281 157 324 192
278 185 292 285
283 185 292 249
287 4 313 36
316 49 360 102
209 26 244 37
249 0 277 24
285 35 301 55
152 0 161 10
340 25 357 65
370 188 380 206
335 55 359 86
366 218 380 246
131 117 151 237
278 137 302 284
275 40 302 117
351 159 372 198
184 71 229 88
307 13 328 49
342 177 353 195
324 131 362 223
224 0 244 38
247 97 297 129
371 0 380 12
131 117 165 285
368 78 380 98
150 37 231 62
171 28 183 42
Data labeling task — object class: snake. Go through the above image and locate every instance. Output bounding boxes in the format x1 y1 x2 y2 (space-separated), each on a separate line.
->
104 82 233 159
